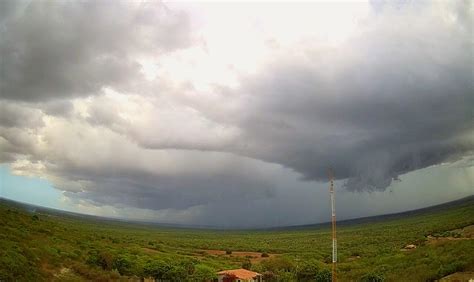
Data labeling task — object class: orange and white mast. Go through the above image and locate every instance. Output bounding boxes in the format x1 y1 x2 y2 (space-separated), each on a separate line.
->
328 168 337 282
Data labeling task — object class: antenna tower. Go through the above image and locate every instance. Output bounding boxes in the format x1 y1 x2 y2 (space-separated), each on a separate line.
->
328 168 337 282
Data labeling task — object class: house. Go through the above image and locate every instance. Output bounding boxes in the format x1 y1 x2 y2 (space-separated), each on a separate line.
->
216 269 262 282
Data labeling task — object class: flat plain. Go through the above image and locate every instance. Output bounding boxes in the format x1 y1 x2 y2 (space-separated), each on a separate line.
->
1 196 473 281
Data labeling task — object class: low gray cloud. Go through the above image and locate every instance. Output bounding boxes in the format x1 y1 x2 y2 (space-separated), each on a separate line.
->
0 103 44 128
40 100 74 117
62 157 277 211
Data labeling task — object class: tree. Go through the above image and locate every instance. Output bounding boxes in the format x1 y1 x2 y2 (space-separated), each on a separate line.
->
190 265 217 281
112 255 133 275
144 260 171 279
242 259 252 270
315 269 332 282
86 250 114 270
262 271 277 282
297 260 320 281
261 257 295 273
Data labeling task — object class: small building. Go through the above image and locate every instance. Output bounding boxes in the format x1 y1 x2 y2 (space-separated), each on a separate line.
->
216 269 262 282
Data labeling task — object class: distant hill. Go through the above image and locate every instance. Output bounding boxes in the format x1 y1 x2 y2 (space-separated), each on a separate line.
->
270 195 474 230
1 194 473 230
0 197 210 229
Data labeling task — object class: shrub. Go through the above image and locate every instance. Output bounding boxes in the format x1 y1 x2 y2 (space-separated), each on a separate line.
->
277 271 297 281
0 248 39 281
86 250 115 270
262 271 277 282
436 261 466 279
99 251 114 270
144 260 191 281
113 255 133 275
315 269 332 282
261 252 269 257
190 265 217 281
360 272 385 282
180 260 196 275
144 260 172 279
165 264 188 281
242 259 252 270
296 261 320 281
261 257 295 272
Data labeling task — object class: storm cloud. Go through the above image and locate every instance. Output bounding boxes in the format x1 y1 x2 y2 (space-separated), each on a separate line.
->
228 10 473 191
0 1 473 227
0 0 191 101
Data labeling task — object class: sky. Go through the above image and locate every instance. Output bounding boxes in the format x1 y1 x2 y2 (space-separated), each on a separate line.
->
0 0 473 228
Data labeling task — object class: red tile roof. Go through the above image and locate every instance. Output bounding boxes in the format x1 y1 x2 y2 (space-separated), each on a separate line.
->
217 268 262 279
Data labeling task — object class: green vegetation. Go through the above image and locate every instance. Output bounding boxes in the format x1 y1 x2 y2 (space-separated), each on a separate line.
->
0 197 473 281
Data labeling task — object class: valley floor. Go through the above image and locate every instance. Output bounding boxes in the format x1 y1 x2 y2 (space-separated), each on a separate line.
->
0 197 473 281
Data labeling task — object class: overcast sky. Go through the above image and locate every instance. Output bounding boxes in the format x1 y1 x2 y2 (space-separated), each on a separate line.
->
0 0 473 228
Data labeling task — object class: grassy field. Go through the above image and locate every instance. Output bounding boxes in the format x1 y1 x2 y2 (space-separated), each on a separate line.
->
0 197 473 282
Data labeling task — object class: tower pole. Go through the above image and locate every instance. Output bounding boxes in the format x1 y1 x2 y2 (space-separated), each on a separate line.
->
328 168 337 282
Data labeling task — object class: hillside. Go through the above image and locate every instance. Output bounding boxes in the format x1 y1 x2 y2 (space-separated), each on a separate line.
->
1 196 473 281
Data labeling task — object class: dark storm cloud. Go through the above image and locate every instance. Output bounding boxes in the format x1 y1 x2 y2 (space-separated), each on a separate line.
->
63 167 276 211
222 1 474 191
25 142 279 211
0 0 191 102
